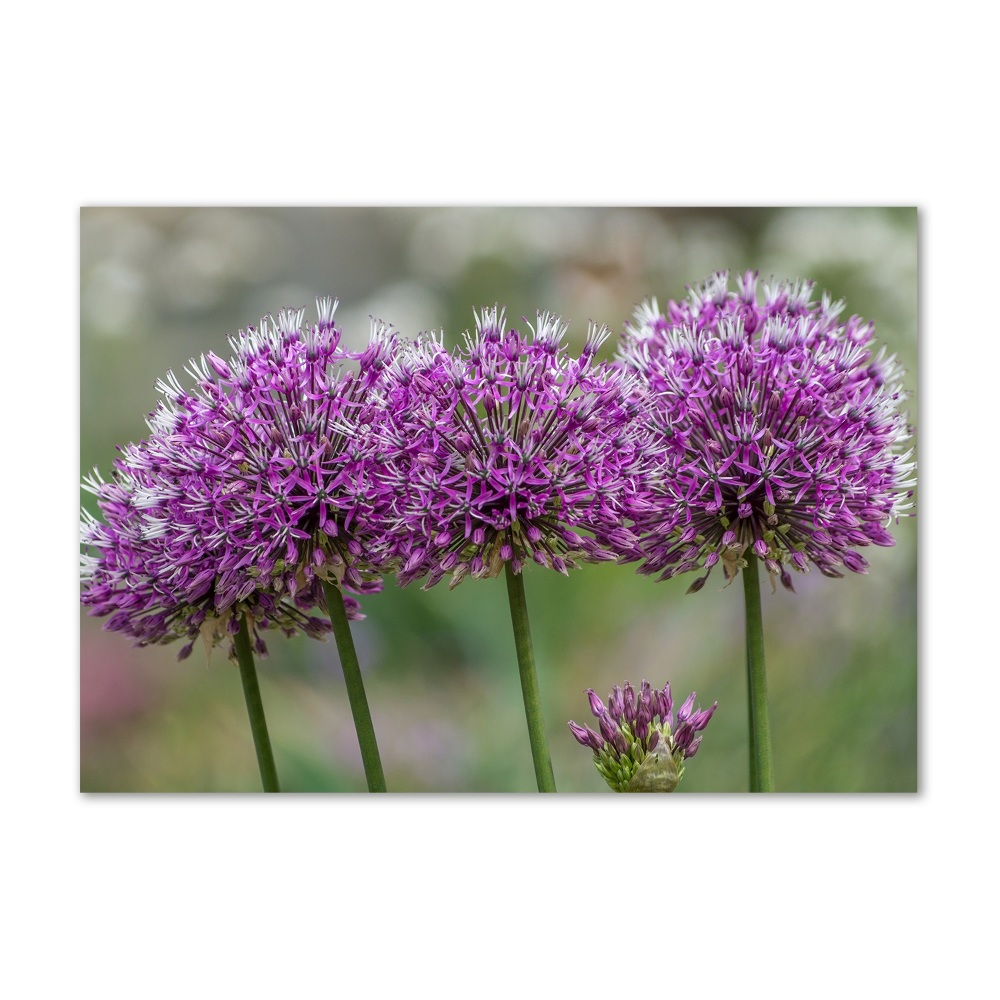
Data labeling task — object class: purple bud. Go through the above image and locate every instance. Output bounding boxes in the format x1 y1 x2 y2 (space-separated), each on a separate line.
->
635 714 649 744
658 683 673 721
608 685 625 720
672 720 695 754
598 710 620 745
206 352 232 380
568 720 592 748
639 679 653 712
689 702 718 731
586 689 605 718
677 691 696 722
842 550 870 574
622 682 637 723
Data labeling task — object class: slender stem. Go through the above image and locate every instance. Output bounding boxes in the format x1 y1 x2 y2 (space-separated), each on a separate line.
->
745 625 758 791
233 615 280 792
322 579 387 792
742 553 774 791
504 563 557 792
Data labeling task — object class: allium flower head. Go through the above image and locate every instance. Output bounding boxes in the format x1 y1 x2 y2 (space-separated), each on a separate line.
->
370 307 648 588
568 680 717 792
80 298 395 658
618 271 916 591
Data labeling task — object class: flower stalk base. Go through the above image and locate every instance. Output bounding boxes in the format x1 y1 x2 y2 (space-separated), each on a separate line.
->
742 554 774 791
323 579 387 793
504 563 557 792
234 615 281 792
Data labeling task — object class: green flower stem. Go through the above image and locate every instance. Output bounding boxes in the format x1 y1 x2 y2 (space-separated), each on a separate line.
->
322 579 387 793
233 615 281 792
742 553 774 792
745 625 759 792
504 563 557 793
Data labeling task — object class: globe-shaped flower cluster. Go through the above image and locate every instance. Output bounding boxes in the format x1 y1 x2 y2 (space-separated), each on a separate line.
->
367 307 650 589
618 271 916 592
80 299 394 658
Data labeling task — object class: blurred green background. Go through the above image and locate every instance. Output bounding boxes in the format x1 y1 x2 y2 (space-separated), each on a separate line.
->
79 207 918 792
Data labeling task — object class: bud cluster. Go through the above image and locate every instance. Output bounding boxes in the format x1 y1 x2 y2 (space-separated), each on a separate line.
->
569 680 717 792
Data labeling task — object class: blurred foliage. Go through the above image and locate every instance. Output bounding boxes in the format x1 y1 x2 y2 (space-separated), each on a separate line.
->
80 206 918 792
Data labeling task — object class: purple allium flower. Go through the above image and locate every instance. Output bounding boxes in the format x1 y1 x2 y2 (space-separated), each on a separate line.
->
80 298 395 659
569 680 717 792
618 271 916 591
368 307 648 588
